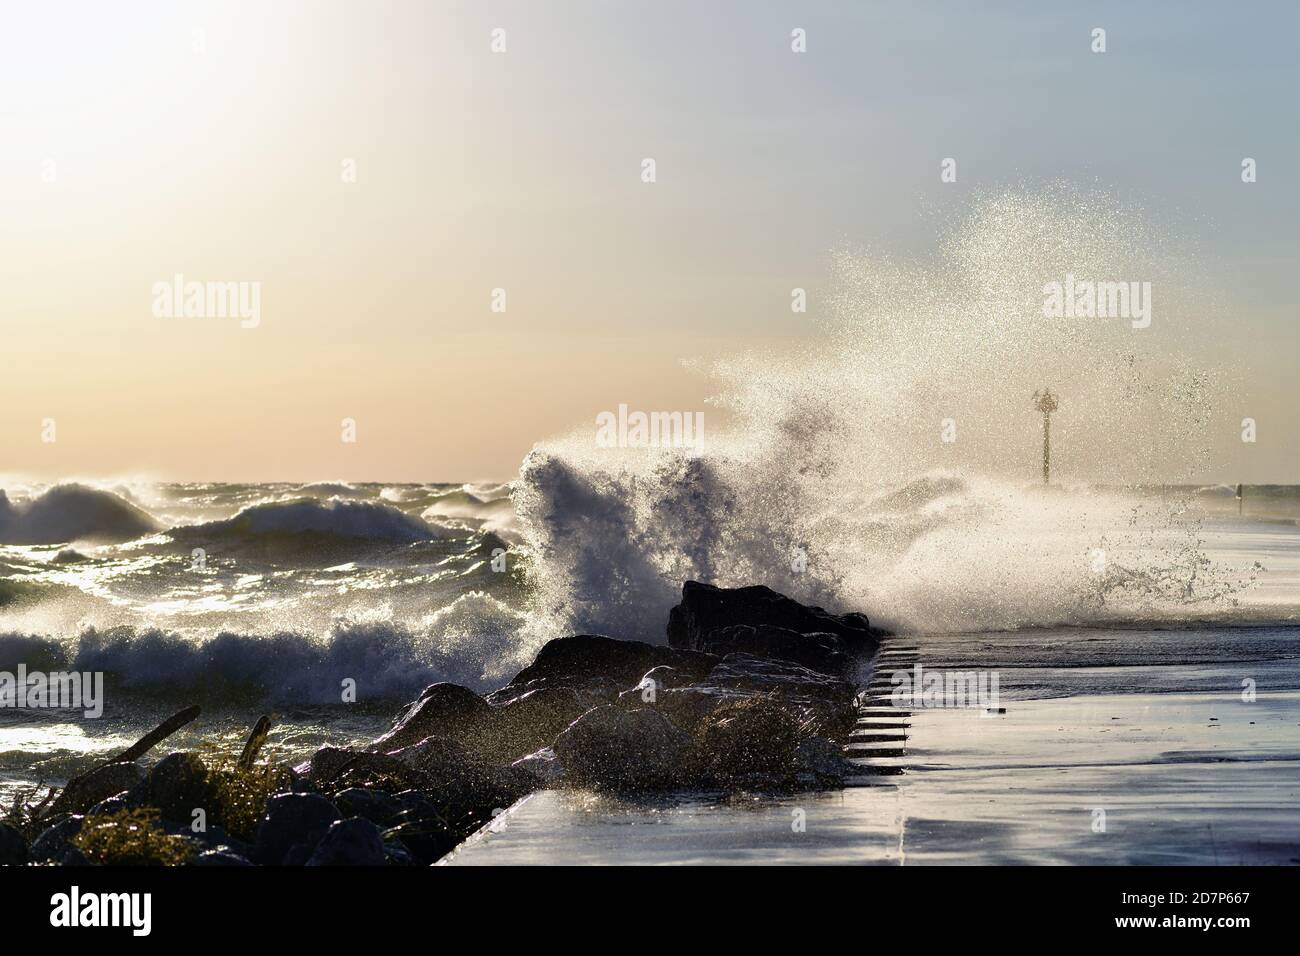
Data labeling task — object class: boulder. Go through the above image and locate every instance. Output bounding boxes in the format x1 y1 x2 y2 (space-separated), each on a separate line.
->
687 696 803 781
146 752 213 822
552 705 688 790
370 682 494 754
490 686 587 760
193 847 254 866
300 746 354 782
666 581 884 654
29 816 84 863
51 761 146 816
0 822 28 866
305 817 386 866
512 747 563 786
253 793 340 865
489 635 716 707
333 787 401 827
704 653 858 738
701 624 853 676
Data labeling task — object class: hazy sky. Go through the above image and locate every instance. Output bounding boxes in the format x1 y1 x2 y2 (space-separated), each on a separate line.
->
1 0 1296 481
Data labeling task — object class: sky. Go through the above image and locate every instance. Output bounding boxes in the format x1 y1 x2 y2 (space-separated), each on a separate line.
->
1 0 1296 482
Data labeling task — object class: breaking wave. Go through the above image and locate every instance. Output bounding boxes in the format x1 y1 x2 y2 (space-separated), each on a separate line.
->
0 484 161 544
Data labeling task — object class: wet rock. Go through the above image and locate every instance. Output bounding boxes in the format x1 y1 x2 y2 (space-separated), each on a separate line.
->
708 653 855 702
306 817 386 866
491 686 587 760
702 624 853 677
54 761 147 816
146 752 212 822
383 838 419 866
704 654 858 738
333 787 401 827
512 747 563 786
370 682 494 754
193 847 253 866
792 736 857 782
667 581 884 655
490 635 715 708
30 816 84 862
87 796 131 817
0 822 28 865
553 705 688 791
253 793 340 865
688 696 803 780
300 746 354 783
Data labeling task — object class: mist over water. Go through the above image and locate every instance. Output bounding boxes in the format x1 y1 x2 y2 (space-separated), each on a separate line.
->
517 187 1270 640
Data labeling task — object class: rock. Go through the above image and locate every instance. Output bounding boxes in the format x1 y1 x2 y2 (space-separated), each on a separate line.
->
30 816 84 862
193 847 253 866
0 822 28 866
511 747 564 786
489 635 716 707
701 624 853 677
53 761 146 816
792 736 856 781
633 684 746 733
490 686 587 760
666 581 884 655
708 653 855 702
370 682 494 754
383 839 419 866
704 653 858 738
688 696 803 781
300 745 354 783
306 817 386 866
333 788 401 827
87 796 131 817
146 752 212 822
253 793 340 865
552 705 688 790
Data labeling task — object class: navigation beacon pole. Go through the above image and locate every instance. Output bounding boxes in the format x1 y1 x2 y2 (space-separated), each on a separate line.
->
1032 388 1058 485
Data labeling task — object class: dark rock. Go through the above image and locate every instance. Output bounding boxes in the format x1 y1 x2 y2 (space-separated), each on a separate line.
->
0 822 28 865
704 654 858 739
253 793 340 865
702 624 854 677
384 819 461 865
193 847 253 866
53 761 146 816
688 696 803 780
512 747 563 786
490 686 587 760
333 787 401 826
708 652 855 702
300 746 354 783
30 816 84 862
146 752 212 822
792 736 857 782
306 817 386 866
87 796 131 817
56 847 93 866
666 581 884 654
370 682 494 754
552 705 688 791
383 838 419 866
489 635 716 707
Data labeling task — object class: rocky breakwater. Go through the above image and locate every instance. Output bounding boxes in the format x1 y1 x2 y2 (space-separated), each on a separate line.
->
6 581 885 866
